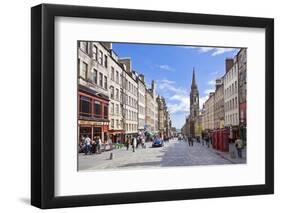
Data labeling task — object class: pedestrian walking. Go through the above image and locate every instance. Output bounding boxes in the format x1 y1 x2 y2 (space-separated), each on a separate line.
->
96 136 102 154
141 137 146 148
108 136 113 150
136 136 140 149
79 136 85 153
84 135 91 155
206 135 210 148
132 135 137 152
90 139 96 154
235 137 243 158
126 136 130 150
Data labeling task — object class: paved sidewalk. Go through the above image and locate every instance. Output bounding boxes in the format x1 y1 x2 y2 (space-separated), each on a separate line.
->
209 143 247 164
78 139 234 171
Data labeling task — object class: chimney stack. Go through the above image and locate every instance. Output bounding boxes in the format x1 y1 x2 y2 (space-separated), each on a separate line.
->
215 78 223 90
151 80 155 90
101 42 112 50
139 74 145 82
225 58 234 73
118 58 132 72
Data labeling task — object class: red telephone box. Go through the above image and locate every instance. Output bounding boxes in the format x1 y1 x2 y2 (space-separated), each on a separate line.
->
222 128 230 152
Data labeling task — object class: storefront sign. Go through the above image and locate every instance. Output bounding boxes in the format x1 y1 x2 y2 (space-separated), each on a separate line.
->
79 120 104 126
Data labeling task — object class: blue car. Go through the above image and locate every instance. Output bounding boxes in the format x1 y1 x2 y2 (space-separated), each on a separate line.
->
152 138 164 147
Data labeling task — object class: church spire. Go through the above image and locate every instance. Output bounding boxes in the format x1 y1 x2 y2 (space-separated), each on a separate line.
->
191 67 197 89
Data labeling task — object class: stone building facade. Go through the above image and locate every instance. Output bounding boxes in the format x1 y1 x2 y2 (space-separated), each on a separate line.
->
145 89 154 132
214 78 225 129
194 112 203 137
224 58 239 127
157 96 170 139
237 48 247 125
137 74 146 131
118 58 138 136
78 41 172 147
145 81 158 132
107 46 125 141
77 41 110 143
237 48 247 142
203 92 215 130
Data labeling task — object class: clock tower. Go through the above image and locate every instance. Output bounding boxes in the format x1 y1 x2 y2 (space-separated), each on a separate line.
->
189 68 199 137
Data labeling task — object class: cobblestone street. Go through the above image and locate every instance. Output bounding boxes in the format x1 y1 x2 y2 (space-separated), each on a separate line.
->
77 138 245 171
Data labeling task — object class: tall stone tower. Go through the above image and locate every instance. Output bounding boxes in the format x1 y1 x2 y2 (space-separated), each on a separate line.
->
189 68 199 137
190 68 199 119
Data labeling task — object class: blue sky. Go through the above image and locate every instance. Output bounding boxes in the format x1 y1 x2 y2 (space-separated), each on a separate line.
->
112 43 240 129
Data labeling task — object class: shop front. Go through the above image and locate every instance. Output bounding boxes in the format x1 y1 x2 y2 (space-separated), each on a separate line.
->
78 86 109 145
108 130 125 144
79 120 109 142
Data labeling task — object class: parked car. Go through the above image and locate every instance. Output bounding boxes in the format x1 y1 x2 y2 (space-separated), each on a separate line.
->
152 138 164 147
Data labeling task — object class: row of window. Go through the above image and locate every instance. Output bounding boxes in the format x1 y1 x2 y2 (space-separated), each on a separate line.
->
80 42 147 104
138 93 145 104
109 86 121 101
80 42 108 68
111 67 122 85
138 105 145 115
126 79 138 96
125 123 138 132
138 118 145 128
79 95 108 119
110 120 141 131
79 60 108 90
109 86 138 108
224 81 238 98
110 67 138 97
80 42 139 98
109 101 138 121
225 97 238 111
126 95 138 108
225 113 239 125
224 65 237 83
110 119 122 129
110 103 120 116
125 109 138 121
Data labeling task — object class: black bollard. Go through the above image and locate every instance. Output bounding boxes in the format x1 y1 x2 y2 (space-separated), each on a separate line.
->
109 152 113 160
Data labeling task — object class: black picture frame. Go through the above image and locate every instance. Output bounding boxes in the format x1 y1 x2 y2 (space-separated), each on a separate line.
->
31 3 274 209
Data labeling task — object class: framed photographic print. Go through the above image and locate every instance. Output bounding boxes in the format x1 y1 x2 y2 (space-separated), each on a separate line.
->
31 3 274 209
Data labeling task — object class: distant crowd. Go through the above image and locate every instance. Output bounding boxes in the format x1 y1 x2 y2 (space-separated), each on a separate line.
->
79 134 172 155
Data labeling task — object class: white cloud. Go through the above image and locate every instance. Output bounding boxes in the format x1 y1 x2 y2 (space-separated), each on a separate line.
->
207 80 216 86
158 79 185 95
183 46 239 56
170 94 186 101
199 95 209 109
204 89 215 95
167 100 189 114
157 64 175 72
158 79 175 85
198 47 214 53
157 79 188 114
211 48 236 56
